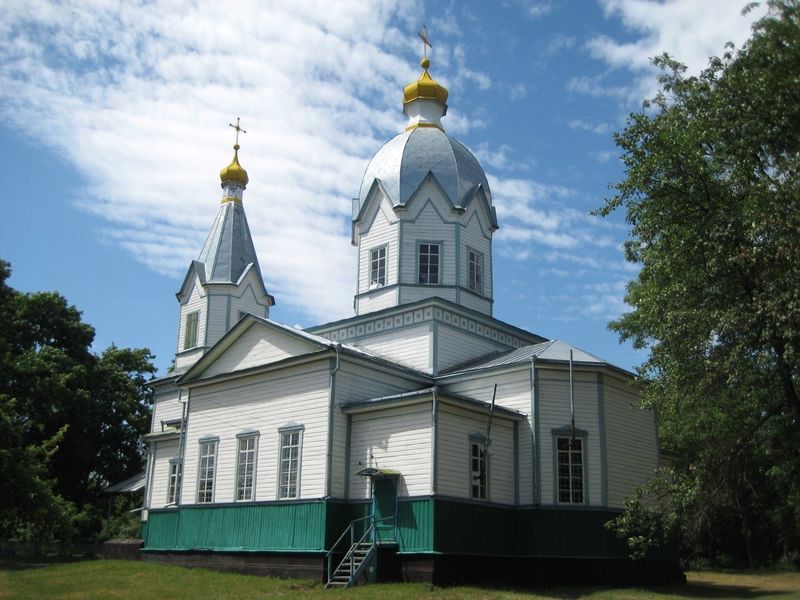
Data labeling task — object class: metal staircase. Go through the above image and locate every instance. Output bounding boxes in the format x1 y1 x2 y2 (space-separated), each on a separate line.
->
325 515 392 589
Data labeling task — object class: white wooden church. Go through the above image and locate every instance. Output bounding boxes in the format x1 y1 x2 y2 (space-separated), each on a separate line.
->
139 52 680 585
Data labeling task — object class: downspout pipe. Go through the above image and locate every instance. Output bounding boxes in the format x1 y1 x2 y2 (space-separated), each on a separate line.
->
177 388 190 506
530 355 538 505
430 386 439 496
325 343 341 499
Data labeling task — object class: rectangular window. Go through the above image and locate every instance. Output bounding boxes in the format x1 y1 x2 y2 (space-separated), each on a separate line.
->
557 437 584 504
468 249 483 294
167 459 181 504
369 247 386 287
279 430 302 499
196 440 217 503
236 435 257 501
418 243 440 284
184 311 199 349
470 441 487 500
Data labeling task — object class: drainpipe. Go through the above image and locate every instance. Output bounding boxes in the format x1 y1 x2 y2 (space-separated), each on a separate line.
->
325 343 341 498
430 386 439 496
530 355 538 505
176 388 190 506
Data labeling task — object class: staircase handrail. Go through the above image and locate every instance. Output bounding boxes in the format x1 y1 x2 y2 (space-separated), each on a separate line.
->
325 513 397 587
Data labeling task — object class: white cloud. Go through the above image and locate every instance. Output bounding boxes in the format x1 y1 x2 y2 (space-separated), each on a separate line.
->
521 1 554 19
0 0 428 324
568 119 614 135
586 0 767 101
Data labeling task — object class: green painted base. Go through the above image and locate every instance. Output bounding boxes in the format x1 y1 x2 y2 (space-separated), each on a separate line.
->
143 497 674 561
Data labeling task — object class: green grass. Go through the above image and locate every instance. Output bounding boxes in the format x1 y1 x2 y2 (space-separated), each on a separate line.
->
1 560 799 599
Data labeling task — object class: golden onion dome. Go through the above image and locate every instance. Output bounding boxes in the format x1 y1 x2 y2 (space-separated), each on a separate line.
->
219 144 249 186
403 57 448 106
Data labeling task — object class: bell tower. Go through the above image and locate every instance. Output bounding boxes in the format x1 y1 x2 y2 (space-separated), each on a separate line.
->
173 119 275 371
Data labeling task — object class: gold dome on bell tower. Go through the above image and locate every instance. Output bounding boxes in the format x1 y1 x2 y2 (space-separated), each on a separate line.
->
219 143 249 187
403 57 449 106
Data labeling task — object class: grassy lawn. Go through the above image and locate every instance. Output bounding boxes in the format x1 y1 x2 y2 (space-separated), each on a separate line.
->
1 560 799 599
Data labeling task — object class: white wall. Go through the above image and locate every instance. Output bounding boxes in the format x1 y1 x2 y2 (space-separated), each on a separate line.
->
400 188 457 288
442 368 533 504
434 324 508 372
180 362 330 504
349 404 432 499
330 361 420 499
436 403 515 505
537 367 601 506
148 438 179 508
151 384 182 430
201 324 318 379
354 323 432 373
604 375 658 508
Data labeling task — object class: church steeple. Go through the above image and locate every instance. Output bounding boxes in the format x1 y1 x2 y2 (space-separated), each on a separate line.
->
173 120 274 372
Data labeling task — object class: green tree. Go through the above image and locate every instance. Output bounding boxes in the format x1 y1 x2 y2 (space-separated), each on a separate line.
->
0 259 155 541
599 1 800 565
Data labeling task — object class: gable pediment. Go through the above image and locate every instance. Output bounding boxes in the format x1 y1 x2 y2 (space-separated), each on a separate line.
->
180 317 329 383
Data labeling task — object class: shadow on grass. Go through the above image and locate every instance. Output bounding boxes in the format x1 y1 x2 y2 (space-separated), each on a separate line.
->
0 557 94 572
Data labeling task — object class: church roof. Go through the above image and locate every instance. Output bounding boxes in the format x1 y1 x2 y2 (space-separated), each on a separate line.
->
358 127 492 210
443 339 633 377
196 200 260 284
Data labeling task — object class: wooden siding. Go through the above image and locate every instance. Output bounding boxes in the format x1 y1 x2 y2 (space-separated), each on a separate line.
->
152 386 182 430
604 376 657 508
400 191 457 287
200 324 319 379
332 360 420 498
459 207 493 301
178 276 206 353
349 405 432 499
145 501 327 551
355 323 432 373
357 194 399 296
458 292 492 314
401 286 457 305
443 369 533 504
357 286 398 314
181 364 330 504
434 324 508 372
436 404 515 505
537 368 602 506
149 439 179 508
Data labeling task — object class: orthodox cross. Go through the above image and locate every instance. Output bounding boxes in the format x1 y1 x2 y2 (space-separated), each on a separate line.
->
418 26 432 59
229 117 247 146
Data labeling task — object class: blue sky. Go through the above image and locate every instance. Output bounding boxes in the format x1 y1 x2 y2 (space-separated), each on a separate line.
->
0 0 764 374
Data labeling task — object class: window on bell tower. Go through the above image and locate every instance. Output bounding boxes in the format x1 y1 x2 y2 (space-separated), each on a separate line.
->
369 247 386 287
418 242 441 285
184 311 199 350
468 248 483 294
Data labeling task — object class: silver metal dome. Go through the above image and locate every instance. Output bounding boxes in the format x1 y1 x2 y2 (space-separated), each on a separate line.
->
358 127 492 210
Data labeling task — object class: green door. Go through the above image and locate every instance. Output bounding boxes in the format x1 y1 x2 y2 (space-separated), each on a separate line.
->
372 477 397 543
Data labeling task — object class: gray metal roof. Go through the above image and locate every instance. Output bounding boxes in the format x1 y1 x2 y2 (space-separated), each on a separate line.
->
104 471 146 494
358 127 492 210
196 201 260 284
444 339 626 375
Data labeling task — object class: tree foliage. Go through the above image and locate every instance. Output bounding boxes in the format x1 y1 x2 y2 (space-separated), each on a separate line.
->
600 1 800 565
0 259 155 541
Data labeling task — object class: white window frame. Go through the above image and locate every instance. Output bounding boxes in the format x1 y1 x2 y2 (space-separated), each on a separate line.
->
277 425 304 500
467 247 483 295
417 241 442 285
196 437 218 504
369 246 387 288
469 436 488 500
184 311 199 350
553 428 587 505
235 431 259 502
167 458 181 505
